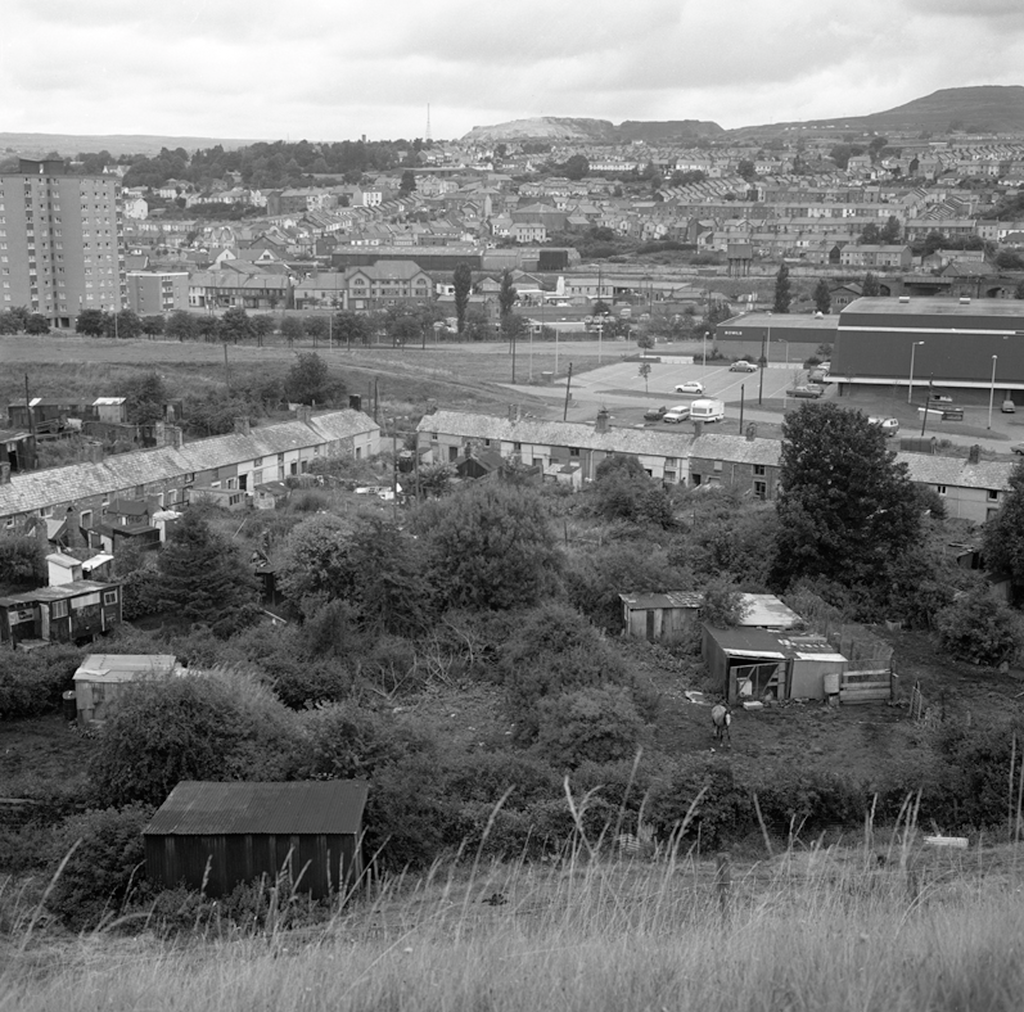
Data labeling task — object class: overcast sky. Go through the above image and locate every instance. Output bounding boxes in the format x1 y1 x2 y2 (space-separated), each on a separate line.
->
3 0 1024 144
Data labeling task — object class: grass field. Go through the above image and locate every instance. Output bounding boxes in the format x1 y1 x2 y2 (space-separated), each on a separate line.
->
4 830 1024 1012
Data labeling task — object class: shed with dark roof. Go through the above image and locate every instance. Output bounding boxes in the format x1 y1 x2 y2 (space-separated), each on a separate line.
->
143 780 368 899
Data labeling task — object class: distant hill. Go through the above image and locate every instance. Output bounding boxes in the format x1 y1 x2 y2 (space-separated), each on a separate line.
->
0 132 265 158
731 85 1024 138
462 117 722 144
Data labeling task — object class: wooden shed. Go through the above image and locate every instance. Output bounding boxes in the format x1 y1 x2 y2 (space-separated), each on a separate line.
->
143 780 368 899
702 626 849 703
619 591 704 642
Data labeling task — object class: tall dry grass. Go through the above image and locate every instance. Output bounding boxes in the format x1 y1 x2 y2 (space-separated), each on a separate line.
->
3 791 1024 1012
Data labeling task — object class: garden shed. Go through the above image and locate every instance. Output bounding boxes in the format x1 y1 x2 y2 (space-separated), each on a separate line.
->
143 780 368 899
72 653 181 725
702 626 849 703
619 591 704 642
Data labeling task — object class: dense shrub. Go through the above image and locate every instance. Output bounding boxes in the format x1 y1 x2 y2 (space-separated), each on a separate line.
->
47 804 154 930
499 604 632 743
89 671 303 806
0 644 83 719
536 685 648 768
937 588 1024 666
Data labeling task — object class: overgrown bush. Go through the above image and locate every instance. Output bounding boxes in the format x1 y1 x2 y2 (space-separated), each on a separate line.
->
89 671 303 806
536 685 648 768
499 604 632 743
937 588 1024 666
47 804 154 930
0 644 82 719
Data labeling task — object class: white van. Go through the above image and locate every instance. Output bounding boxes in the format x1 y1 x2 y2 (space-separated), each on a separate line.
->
690 398 725 423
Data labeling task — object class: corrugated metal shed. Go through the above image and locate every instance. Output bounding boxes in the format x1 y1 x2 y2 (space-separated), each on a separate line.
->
619 591 704 610
145 780 368 836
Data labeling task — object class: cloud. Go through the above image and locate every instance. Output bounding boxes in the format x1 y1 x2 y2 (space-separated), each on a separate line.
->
2 0 1024 139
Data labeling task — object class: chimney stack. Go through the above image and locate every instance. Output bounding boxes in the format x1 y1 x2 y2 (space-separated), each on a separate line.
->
595 407 610 434
746 423 757 442
968 444 982 464
693 419 704 437
233 417 251 436
296 405 312 425
168 425 184 449
508 403 522 424
0 461 10 485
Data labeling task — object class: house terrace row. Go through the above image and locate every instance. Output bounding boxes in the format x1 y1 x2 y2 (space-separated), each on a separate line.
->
0 408 380 530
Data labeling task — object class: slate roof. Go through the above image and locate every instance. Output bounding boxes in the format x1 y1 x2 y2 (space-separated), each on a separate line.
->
690 433 782 467
417 409 693 459
896 452 1014 491
0 410 378 518
144 780 369 836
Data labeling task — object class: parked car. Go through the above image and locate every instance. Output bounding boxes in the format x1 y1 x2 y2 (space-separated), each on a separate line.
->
1002 399 1016 414
808 367 831 384
643 406 668 421
787 385 824 399
663 404 691 423
868 416 900 436
674 380 704 395
729 360 758 373
1013 443 1024 455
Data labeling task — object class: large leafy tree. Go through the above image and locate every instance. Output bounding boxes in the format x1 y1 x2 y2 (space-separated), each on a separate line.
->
772 403 921 589
862 272 881 298
453 262 472 335
413 483 563 611
75 308 106 337
165 309 197 341
284 351 345 405
982 460 1024 595
153 511 259 631
773 262 792 314
219 305 255 344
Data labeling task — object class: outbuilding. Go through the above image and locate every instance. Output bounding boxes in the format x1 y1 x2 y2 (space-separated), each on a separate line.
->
702 626 849 703
72 653 181 725
143 780 368 899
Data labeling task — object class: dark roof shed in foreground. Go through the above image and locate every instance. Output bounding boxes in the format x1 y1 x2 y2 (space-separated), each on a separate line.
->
144 780 368 837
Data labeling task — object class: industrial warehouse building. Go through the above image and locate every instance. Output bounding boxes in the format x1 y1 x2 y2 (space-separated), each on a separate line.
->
831 297 1024 402
715 312 838 363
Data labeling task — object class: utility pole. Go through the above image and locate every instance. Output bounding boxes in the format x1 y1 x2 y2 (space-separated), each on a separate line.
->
738 384 745 435
562 362 573 421
223 343 231 391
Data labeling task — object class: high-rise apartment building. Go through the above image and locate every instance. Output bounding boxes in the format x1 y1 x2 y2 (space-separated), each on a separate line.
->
0 158 125 328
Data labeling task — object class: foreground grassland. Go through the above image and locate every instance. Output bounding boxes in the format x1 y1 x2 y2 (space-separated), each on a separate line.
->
4 841 1024 1012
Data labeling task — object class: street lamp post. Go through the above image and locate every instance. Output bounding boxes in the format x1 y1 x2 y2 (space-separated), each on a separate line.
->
908 341 924 404
758 314 771 406
988 354 998 430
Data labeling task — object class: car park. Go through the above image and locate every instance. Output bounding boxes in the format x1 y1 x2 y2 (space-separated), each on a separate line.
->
663 404 691 423
729 360 758 373
643 406 668 421
674 380 704 395
868 416 900 436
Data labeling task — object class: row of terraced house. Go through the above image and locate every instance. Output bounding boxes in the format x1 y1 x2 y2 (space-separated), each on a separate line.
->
0 408 381 532
415 408 1015 523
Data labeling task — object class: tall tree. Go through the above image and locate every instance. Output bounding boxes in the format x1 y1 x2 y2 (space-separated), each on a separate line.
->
498 269 517 319
862 272 881 298
812 279 832 314
453 262 472 335
219 306 255 344
880 215 903 244
399 170 417 196
773 262 792 314
772 403 921 590
982 460 1024 595
153 511 259 631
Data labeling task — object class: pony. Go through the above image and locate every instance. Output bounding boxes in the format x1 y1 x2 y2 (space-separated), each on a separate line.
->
711 703 732 744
